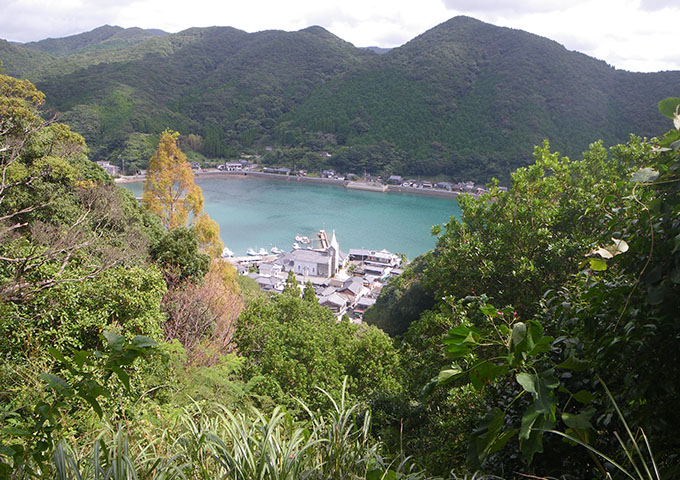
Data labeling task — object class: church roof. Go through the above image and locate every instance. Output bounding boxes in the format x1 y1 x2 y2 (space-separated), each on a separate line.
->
291 249 330 264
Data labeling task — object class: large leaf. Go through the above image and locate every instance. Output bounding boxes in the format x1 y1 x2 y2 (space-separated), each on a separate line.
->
561 408 595 430
516 372 537 394
438 365 463 384
631 167 659 183
556 355 590 372
589 258 608 271
469 360 505 390
40 374 73 398
131 335 157 349
658 97 680 119
102 331 125 352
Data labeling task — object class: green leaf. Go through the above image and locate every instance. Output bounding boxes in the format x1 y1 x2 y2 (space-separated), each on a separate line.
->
516 372 537 394
469 361 505 390
519 404 541 440
438 365 463 381
443 343 471 358
81 395 103 418
40 373 73 398
589 258 607 271
479 304 497 317
102 331 125 352
562 408 595 430
471 408 512 462
556 355 590 372
573 390 595 404
47 347 67 365
658 97 680 119
367 469 397 480
630 167 659 183
1 428 31 438
110 366 130 391
131 335 157 349
72 350 89 369
646 283 667 305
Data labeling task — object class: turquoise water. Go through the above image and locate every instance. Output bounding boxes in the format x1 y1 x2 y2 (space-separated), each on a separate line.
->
122 176 461 259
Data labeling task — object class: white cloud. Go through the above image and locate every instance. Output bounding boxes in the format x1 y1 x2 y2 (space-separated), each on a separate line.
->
441 0 589 14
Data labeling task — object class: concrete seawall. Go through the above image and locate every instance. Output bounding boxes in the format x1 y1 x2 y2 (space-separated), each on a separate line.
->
116 169 476 199
346 182 388 192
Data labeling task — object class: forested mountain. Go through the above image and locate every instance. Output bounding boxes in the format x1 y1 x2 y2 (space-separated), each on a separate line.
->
20 25 168 57
2 16 678 181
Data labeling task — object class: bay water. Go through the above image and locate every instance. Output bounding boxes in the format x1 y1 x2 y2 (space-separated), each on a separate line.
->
121 176 461 260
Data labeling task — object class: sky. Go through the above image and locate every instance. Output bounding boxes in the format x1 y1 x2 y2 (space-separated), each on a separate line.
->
1 0 679 72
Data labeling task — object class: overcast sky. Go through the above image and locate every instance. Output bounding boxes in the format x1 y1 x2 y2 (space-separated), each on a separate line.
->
1 0 678 72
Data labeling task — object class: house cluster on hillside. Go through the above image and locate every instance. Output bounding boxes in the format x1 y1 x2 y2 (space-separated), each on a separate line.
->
229 230 402 321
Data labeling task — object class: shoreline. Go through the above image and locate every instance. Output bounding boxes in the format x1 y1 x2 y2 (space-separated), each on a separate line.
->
115 169 475 199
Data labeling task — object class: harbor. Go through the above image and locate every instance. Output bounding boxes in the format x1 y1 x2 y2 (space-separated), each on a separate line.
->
225 229 403 322
120 175 462 260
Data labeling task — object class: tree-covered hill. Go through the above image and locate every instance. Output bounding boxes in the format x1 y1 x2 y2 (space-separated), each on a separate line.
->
20 25 168 57
2 16 679 181
288 16 680 181
0 39 53 77
1 25 375 171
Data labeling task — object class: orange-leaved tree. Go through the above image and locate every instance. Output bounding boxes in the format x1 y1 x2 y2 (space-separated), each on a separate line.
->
143 130 223 257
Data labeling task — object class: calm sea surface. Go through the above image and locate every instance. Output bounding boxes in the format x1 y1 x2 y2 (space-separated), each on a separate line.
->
122 176 461 260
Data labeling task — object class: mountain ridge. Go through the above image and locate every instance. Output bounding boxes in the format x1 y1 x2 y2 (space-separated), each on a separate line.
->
1 16 677 181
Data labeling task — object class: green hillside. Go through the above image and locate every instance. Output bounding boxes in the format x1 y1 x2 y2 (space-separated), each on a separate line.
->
1 16 678 181
21 25 168 57
0 39 53 77
288 17 680 181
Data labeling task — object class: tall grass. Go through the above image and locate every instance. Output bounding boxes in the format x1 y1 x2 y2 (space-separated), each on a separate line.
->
30 380 425 480
545 377 661 480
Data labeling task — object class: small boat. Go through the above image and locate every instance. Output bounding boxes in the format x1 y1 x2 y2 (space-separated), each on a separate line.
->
246 248 257 256
292 242 300 250
221 247 234 258
295 235 311 244
258 248 268 256
271 246 284 254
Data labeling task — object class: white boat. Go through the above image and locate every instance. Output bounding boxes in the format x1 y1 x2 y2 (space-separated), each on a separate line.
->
246 248 257 256
292 242 300 250
271 246 284 254
295 235 311 244
257 248 268 255
221 247 234 258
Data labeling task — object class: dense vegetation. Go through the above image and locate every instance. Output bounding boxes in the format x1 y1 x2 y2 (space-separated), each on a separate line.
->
2 17 679 181
2 73 679 479
365 101 680 477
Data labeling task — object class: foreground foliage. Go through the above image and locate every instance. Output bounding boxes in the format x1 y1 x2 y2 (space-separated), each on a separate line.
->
369 102 680 477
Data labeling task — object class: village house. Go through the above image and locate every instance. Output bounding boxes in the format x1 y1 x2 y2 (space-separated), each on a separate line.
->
348 248 401 267
96 161 120 176
263 167 291 175
222 162 243 171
